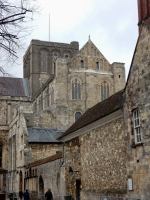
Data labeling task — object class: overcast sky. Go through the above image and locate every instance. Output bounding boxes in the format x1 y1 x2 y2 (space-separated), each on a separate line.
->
7 0 138 78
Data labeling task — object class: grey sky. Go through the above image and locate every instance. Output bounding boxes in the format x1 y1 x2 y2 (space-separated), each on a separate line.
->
7 0 138 78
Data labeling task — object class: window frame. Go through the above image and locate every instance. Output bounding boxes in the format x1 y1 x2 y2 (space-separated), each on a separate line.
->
133 109 141 144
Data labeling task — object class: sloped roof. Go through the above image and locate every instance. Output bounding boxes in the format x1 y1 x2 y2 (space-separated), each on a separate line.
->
27 153 62 168
27 128 65 143
0 77 30 97
58 90 124 139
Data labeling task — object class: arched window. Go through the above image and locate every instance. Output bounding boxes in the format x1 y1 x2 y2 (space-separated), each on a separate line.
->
101 81 109 101
75 112 82 121
72 79 81 100
39 176 44 194
80 60 84 68
96 62 100 70
41 51 47 72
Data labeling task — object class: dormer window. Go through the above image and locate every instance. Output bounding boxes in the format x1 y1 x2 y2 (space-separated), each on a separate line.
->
80 60 84 68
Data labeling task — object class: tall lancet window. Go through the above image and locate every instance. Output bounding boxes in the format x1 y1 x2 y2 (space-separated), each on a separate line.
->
41 51 47 72
72 79 81 100
101 81 109 101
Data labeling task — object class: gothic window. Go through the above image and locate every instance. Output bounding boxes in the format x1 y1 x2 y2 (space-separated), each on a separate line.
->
72 79 81 100
41 51 47 72
133 109 141 144
0 145 2 167
80 60 84 68
101 81 109 101
75 112 82 121
96 62 99 70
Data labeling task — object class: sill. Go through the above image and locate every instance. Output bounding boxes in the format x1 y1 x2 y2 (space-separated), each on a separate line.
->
131 142 143 148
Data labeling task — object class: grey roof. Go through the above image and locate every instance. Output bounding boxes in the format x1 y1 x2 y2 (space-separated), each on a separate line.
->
27 128 65 143
0 77 30 97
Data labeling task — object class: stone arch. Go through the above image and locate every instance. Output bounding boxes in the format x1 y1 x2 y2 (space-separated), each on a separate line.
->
19 170 23 191
39 175 44 194
63 50 72 59
51 49 61 57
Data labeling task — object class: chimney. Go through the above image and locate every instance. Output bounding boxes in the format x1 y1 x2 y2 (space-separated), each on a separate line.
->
138 0 150 31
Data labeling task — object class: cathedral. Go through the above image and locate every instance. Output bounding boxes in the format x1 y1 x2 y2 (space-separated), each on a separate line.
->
0 1 150 200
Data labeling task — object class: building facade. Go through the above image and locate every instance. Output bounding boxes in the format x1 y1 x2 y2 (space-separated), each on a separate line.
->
0 36 125 199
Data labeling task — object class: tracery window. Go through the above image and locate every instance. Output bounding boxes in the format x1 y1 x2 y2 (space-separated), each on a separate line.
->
101 81 109 101
41 51 47 72
75 112 82 121
72 79 81 100
133 109 141 144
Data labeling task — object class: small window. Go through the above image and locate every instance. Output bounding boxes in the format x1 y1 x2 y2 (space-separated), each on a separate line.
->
133 110 141 144
75 112 82 121
96 62 99 70
65 55 68 58
21 135 23 144
119 75 121 78
53 62 56 74
128 178 133 191
80 60 84 68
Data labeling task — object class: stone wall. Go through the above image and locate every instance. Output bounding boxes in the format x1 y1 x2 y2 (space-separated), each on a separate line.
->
64 114 127 200
124 21 150 199
25 156 64 200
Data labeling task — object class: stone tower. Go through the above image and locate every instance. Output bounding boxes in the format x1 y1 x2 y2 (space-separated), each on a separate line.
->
23 40 79 98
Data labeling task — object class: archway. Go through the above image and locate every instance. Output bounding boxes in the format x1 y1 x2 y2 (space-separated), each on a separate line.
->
39 176 44 194
19 171 23 191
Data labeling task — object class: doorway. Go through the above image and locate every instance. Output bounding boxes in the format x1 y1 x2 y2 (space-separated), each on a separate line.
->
76 179 81 200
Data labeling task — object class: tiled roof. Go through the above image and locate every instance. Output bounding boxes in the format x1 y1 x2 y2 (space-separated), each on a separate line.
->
27 153 62 168
0 77 30 97
27 128 65 143
58 90 124 139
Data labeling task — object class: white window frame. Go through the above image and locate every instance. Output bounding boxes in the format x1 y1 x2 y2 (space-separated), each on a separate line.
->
133 109 141 144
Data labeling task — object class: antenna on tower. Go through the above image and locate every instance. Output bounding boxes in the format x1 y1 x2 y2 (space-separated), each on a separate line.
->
49 14 50 42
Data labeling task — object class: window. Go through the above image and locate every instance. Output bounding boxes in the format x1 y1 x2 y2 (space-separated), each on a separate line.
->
96 62 99 70
133 109 141 143
0 146 2 167
53 62 56 74
72 79 81 100
65 55 68 58
80 60 84 68
41 51 47 72
75 112 82 121
101 81 109 101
